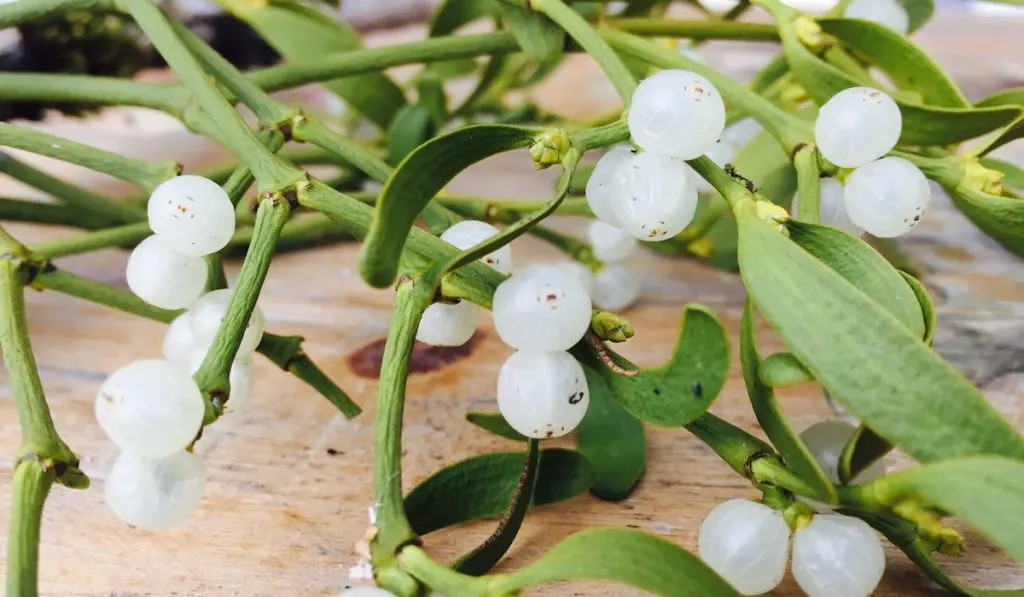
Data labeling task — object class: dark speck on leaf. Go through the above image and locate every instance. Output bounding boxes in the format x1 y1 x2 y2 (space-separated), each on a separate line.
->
653 388 661 396
692 382 703 398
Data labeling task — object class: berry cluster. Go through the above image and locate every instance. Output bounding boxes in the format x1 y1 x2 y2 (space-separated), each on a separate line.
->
699 420 888 596
97 175 265 530
813 87 930 238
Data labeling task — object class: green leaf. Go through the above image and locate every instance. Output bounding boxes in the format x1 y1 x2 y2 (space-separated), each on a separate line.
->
453 440 539 575
735 200 1024 464
895 0 935 32
945 182 1024 258
875 457 1024 565
787 221 925 339
759 352 813 387
501 3 566 62
465 411 528 441
404 448 591 536
982 157 1024 190
976 87 1024 108
576 365 646 500
741 300 835 503
975 114 1024 157
386 105 434 166
430 0 499 36
225 0 405 129
818 18 967 108
418 74 448 130
359 124 536 288
773 16 1020 146
837 425 891 484
492 528 742 596
900 272 937 345
581 305 730 426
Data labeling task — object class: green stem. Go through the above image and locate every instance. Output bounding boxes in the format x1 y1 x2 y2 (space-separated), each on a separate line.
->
227 214 350 253
0 198 110 229
607 18 779 41
6 462 55 597
441 195 593 220
521 224 600 269
399 546 489 597
532 0 637 104
600 27 812 154
250 32 520 93
685 413 776 478
0 74 188 116
568 119 631 151
223 130 287 207
0 124 177 194
750 456 825 499
794 145 821 224
823 46 875 86
30 222 150 259
372 279 428 572
193 195 290 415
33 267 178 323
120 0 301 191
291 118 393 183
0 0 111 28
687 155 751 206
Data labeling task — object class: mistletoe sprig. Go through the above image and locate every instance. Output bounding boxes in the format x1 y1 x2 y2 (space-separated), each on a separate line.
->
1 0 1023 596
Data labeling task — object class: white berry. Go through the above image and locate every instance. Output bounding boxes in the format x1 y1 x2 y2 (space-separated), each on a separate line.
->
845 0 909 34
588 220 638 263
614 151 699 241
147 175 236 256
586 145 634 226
105 450 205 530
496 350 589 439
163 312 198 363
628 70 726 160
843 156 930 238
792 514 886 597
95 359 205 458
338 589 396 596
492 267 592 352
791 178 863 236
520 262 594 296
189 289 266 355
416 300 477 347
815 87 902 168
592 264 642 311
126 235 208 310
800 420 886 484
440 220 512 274
698 499 790 596
185 348 255 412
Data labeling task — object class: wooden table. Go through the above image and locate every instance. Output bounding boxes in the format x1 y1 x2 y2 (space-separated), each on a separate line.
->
1 7 1023 596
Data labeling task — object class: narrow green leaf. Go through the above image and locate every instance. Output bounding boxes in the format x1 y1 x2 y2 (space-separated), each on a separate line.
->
945 182 1024 258
492 528 741 596
976 87 1024 108
773 16 1020 145
501 3 565 63
787 221 925 339
404 448 592 535
759 352 813 387
735 201 1024 464
818 18 967 107
741 300 835 502
359 124 536 288
576 365 646 500
453 440 539 575
225 0 405 129
386 105 434 166
465 411 528 441
838 425 891 483
418 74 448 130
582 305 731 426
430 0 499 36
874 457 1024 564
900 272 937 345
895 0 935 32
981 157 1024 190
866 236 922 277
975 114 1024 157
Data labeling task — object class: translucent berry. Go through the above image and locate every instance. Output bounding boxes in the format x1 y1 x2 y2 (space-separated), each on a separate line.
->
843 156 930 238
592 264 642 311
163 312 198 363
792 513 886 597
588 220 638 263
126 235 208 310
628 70 727 160
800 420 886 484
492 267 592 352
815 87 902 168
104 450 205 530
189 288 266 355
416 300 477 347
185 348 255 412
440 220 512 274
614 151 698 241
791 178 863 236
698 498 790 596
520 262 594 296
586 145 634 227
496 350 589 439
95 359 205 458
147 175 236 256
845 0 909 34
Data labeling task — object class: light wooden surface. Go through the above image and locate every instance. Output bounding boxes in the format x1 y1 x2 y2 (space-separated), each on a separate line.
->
2 8 1024 597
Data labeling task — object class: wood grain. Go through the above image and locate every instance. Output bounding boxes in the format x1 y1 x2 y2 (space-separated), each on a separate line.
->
1 7 1024 596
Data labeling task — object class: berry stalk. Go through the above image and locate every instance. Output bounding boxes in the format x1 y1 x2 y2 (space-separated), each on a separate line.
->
793 145 822 224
